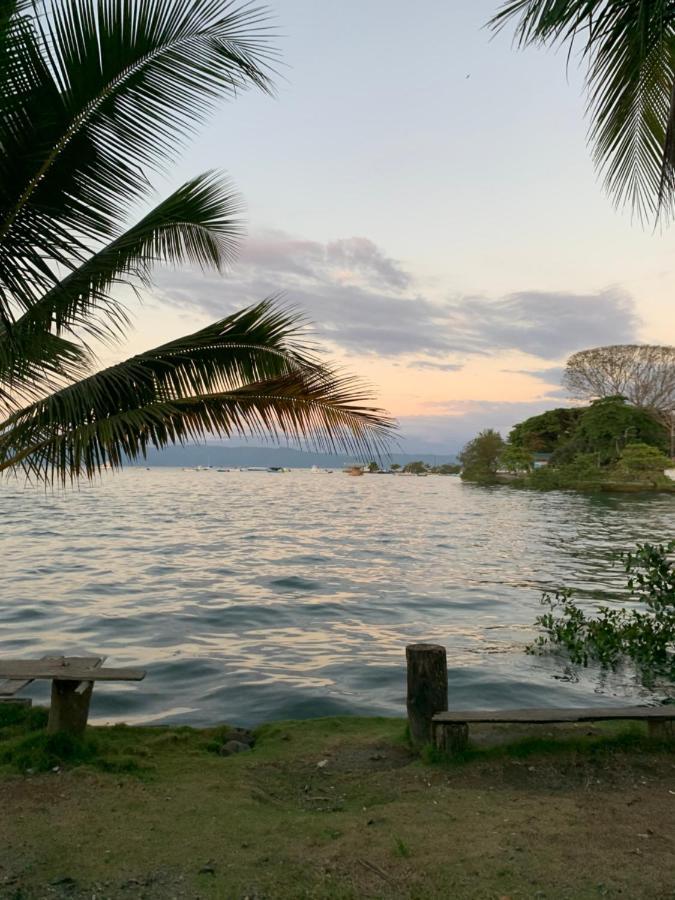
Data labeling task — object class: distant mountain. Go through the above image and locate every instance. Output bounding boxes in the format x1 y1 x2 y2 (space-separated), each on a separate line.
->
137 444 458 469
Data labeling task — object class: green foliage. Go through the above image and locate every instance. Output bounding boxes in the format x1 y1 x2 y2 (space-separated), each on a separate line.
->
573 397 668 465
614 442 672 476
490 1 675 223
390 463 401 471
403 460 429 474
0 0 393 483
499 445 534 473
509 408 583 452
431 463 461 475
529 541 675 685
366 461 380 472
459 429 505 482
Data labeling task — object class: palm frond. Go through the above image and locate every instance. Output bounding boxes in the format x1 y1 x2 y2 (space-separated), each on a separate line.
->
490 1 675 222
0 0 275 319
0 304 394 482
0 173 243 407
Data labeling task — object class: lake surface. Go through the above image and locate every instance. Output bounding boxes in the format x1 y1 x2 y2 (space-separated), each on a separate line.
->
1 469 674 726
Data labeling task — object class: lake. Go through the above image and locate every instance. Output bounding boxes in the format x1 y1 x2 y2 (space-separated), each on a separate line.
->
1 469 673 726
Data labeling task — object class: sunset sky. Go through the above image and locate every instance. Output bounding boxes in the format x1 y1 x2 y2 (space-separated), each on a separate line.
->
119 0 675 453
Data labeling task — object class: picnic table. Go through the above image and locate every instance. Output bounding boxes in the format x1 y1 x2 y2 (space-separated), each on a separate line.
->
0 656 146 736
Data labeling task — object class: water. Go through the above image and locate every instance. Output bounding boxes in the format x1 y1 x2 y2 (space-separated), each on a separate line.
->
1 469 674 726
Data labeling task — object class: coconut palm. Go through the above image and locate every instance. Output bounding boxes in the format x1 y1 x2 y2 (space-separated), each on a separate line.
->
0 0 393 482
491 1 675 223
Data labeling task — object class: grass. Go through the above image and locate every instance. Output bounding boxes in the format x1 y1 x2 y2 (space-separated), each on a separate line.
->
1 707 675 898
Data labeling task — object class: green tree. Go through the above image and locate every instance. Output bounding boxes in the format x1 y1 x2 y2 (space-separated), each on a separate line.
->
459 429 505 481
499 445 534 474
491 2 675 222
0 0 392 483
432 463 461 475
573 397 668 465
403 460 429 474
390 463 401 472
366 461 380 473
615 442 672 478
509 408 583 453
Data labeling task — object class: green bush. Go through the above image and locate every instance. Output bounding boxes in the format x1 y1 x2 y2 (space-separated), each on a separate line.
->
529 541 675 685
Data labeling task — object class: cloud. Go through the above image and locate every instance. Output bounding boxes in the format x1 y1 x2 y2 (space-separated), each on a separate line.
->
502 365 566 384
156 230 640 363
408 360 464 372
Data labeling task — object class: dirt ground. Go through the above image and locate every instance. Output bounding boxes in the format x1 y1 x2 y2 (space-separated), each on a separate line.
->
1 716 674 899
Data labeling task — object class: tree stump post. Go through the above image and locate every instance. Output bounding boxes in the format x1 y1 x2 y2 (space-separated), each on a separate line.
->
47 679 93 737
406 643 448 748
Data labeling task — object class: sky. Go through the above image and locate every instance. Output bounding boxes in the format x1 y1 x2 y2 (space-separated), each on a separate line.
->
117 0 675 453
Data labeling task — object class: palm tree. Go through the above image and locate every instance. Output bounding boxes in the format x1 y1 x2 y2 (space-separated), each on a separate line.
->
0 0 393 482
491 2 675 223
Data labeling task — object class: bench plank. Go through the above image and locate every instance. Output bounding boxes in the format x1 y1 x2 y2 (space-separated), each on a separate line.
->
0 661 145 682
434 706 675 724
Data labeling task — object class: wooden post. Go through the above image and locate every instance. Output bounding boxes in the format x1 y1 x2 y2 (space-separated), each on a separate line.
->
433 721 469 755
406 643 448 748
47 679 93 737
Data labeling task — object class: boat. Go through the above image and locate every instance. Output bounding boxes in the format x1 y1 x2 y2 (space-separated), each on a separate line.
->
345 465 364 476
267 466 289 473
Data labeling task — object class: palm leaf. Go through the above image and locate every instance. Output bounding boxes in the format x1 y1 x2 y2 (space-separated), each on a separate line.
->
0 0 275 319
490 1 675 222
0 304 394 482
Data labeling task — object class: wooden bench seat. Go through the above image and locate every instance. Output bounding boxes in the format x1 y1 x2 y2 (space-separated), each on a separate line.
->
432 706 675 754
0 656 146 736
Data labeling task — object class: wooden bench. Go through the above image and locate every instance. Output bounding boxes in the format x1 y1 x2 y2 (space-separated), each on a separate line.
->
0 657 146 737
432 707 675 754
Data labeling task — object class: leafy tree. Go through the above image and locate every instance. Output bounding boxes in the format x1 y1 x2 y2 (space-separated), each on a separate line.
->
432 463 461 475
491 2 675 222
403 460 429 474
459 429 505 481
499 445 533 473
563 346 675 417
614 442 672 477
529 542 675 685
573 397 668 465
366 461 380 473
509 407 583 452
390 463 401 471
0 0 392 483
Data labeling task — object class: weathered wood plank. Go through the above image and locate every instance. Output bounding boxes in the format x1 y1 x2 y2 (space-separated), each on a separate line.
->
0 655 65 696
434 706 675 724
0 661 145 682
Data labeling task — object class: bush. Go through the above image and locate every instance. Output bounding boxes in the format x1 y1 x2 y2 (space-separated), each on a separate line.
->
529 541 675 685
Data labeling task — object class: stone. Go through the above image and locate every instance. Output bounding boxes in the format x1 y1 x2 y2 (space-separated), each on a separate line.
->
220 740 251 756
220 727 255 746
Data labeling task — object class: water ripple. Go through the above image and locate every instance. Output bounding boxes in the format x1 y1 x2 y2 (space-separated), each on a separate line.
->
1 469 674 725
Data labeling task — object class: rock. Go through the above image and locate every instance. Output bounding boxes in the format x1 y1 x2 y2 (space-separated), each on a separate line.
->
220 740 251 756
198 864 216 875
220 727 255 747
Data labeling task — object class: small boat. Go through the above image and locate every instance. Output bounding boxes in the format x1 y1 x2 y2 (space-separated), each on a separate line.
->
267 466 289 473
242 466 267 472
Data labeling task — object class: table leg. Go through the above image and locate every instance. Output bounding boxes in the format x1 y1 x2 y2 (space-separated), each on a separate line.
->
47 679 94 737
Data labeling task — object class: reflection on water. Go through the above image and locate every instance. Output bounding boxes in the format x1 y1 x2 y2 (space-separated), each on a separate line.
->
1 469 674 725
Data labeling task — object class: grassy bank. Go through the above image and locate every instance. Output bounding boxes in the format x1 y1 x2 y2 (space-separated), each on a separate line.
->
1 707 675 899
